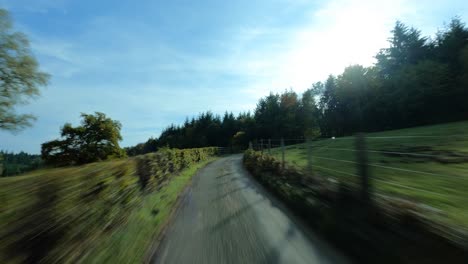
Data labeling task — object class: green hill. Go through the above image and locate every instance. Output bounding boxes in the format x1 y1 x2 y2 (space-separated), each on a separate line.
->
268 121 468 228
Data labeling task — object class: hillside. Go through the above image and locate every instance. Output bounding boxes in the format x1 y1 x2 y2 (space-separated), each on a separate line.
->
268 121 468 228
0 147 218 263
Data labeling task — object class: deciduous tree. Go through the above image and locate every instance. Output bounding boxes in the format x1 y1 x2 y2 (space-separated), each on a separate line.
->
42 112 126 166
0 9 49 131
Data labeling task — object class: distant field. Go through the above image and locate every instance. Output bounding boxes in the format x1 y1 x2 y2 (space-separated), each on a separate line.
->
268 121 468 228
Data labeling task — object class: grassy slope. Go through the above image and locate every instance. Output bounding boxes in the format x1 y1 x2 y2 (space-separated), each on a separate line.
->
0 159 137 263
269 121 468 228
0 149 217 263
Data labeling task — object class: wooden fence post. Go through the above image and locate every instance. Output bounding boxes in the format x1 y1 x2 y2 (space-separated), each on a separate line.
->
307 139 312 174
268 139 271 154
260 139 264 154
281 138 285 170
248 141 253 150
356 133 371 203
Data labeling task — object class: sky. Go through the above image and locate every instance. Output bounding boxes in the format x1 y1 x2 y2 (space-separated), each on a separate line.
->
0 0 467 154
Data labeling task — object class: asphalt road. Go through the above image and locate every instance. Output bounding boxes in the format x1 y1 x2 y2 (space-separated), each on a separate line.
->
152 155 348 264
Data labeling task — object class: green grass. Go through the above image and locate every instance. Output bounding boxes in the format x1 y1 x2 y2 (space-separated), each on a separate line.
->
269 121 468 228
0 148 218 263
81 158 217 263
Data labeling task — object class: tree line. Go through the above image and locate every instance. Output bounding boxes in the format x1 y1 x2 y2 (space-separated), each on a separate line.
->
0 151 42 176
320 19 468 136
1 7 467 167
125 88 321 155
127 18 468 155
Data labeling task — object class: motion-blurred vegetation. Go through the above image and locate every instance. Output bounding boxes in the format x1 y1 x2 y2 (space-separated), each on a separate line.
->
0 9 49 131
0 147 218 263
0 8 49 177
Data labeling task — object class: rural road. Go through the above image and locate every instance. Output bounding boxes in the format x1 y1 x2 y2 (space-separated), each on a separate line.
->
152 155 348 264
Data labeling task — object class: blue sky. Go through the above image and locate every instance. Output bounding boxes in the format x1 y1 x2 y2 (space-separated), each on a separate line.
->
0 0 467 154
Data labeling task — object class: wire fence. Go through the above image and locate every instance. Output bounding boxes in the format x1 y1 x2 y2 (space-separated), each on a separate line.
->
250 134 468 224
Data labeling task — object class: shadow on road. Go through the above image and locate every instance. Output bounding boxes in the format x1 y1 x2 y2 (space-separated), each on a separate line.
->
207 198 265 234
211 185 249 202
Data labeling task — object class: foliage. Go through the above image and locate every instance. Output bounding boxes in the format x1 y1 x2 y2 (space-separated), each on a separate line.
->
125 137 158 156
0 9 49 131
318 18 468 136
41 112 126 166
232 131 248 150
81 158 216 263
0 150 42 176
128 89 320 155
0 147 218 263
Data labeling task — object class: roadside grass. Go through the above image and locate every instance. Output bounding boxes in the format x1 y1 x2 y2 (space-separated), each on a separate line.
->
269 121 468 228
81 157 217 263
0 148 218 263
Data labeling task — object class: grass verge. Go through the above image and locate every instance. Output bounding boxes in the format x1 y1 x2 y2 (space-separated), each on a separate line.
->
81 158 217 263
0 147 218 263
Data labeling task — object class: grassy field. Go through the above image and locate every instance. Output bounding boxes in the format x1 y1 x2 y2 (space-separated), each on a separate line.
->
268 121 468 228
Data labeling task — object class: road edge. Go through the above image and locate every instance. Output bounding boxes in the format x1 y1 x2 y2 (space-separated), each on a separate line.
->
143 158 218 263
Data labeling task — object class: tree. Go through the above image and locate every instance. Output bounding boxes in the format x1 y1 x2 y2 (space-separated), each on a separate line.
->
279 90 301 138
254 93 281 139
300 85 321 138
435 18 468 72
393 60 452 126
0 9 49 131
376 21 429 78
231 131 247 151
335 65 372 134
319 75 341 136
41 112 126 166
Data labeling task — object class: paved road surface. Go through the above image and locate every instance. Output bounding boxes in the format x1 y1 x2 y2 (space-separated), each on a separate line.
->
152 155 348 264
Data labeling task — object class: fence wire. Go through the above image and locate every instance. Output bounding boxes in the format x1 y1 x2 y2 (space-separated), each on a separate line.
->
251 135 468 217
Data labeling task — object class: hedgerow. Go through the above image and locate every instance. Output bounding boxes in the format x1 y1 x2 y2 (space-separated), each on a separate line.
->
0 147 217 263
